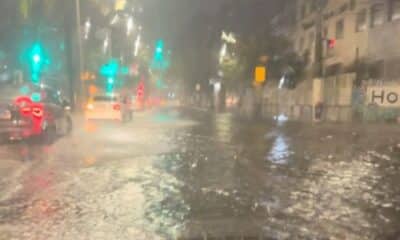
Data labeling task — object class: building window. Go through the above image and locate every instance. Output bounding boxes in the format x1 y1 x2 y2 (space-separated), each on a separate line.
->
305 2 309 16
323 26 329 38
299 37 304 51
356 9 367 32
311 0 317 13
369 60 384 79
308 31 315 48
350 0 356 10
301 4 306 19
336 19 344 39
388 0 400 21
370 3 385 27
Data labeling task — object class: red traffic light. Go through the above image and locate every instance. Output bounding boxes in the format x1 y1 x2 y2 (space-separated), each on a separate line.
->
136 82 145 99
327 39 336 49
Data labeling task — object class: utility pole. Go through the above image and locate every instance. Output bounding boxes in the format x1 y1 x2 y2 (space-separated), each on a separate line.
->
315 0 328 78
75 0 85 109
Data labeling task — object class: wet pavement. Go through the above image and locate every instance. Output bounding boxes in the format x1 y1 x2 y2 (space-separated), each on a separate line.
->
0 107 400 240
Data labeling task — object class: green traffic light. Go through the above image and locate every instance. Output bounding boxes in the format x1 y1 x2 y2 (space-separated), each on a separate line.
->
33 54 41 64
28 43 46 84
154 39 164 61
107 77 114 84
151 39 170 70
30 43 43 64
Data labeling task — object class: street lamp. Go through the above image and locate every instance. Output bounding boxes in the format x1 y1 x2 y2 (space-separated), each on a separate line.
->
84 18 91 40
134 34 141 57
219 43 227 64
103 35 109 54
127 16 133 36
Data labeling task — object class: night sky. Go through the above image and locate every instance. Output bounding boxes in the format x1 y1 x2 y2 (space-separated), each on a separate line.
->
139 0 283 48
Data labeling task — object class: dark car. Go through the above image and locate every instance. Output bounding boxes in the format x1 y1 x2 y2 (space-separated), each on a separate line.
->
0 80 72 143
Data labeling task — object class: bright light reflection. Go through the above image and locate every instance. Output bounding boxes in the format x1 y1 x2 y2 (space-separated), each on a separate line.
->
127 17 134 36
103 36 109 53
84 18 91 39
134 34 141 56
268 135 291 164
219 43 227 63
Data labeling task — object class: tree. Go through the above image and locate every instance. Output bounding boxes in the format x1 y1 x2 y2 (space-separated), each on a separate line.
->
219 29 305 92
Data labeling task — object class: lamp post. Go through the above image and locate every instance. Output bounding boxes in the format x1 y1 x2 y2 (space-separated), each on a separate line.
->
315 0 328 78
75 0 85 109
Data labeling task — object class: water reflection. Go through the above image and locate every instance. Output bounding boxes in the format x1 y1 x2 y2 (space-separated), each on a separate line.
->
73 110 400 239
267 134 292 165
215 113 233 143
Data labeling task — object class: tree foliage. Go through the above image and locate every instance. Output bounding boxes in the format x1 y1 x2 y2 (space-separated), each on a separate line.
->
220 30 305 91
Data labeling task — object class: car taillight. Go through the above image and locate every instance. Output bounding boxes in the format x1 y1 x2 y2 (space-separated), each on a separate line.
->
20 107 32 115
32 107 43 118
113 104 121 111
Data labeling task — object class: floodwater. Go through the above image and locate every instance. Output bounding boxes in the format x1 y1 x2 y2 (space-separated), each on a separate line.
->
0 108 400 240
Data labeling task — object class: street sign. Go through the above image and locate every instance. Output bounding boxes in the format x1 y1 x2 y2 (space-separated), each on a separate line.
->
255 66 267 83
367 86 400 107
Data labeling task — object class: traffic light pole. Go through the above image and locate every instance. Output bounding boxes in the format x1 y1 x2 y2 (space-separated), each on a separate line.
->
315 7 324 78
315 0 327 78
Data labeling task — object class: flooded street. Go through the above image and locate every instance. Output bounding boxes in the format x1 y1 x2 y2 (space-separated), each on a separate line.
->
0 108 400 239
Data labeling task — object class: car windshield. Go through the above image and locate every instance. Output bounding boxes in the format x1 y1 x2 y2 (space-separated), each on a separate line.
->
1 0 400 239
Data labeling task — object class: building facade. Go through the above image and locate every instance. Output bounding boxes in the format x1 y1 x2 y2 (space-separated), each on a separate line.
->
293 0 400 82
259 0 400 122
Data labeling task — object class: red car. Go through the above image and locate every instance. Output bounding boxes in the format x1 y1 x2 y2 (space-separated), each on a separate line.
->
0 81 72 143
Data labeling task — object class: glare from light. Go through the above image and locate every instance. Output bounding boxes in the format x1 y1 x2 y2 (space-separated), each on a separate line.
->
214 82 221 93
107 77 114 84
221 31 237 44
127 17 134 36
279 75 285 89
33 54 41 63
219 43 227 64
87 103 94 110
103 36 109 53
134 34 141 56
84 18 91 40
277 114 288 122
110 14 119 25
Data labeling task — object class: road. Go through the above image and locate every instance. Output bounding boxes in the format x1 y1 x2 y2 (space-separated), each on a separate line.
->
0 107 400 240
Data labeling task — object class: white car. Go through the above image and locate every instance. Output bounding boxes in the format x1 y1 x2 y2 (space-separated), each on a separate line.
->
85 95 128 121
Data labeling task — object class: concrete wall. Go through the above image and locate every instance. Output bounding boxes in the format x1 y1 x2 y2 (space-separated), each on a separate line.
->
262 79 314 121
261 73 355 122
